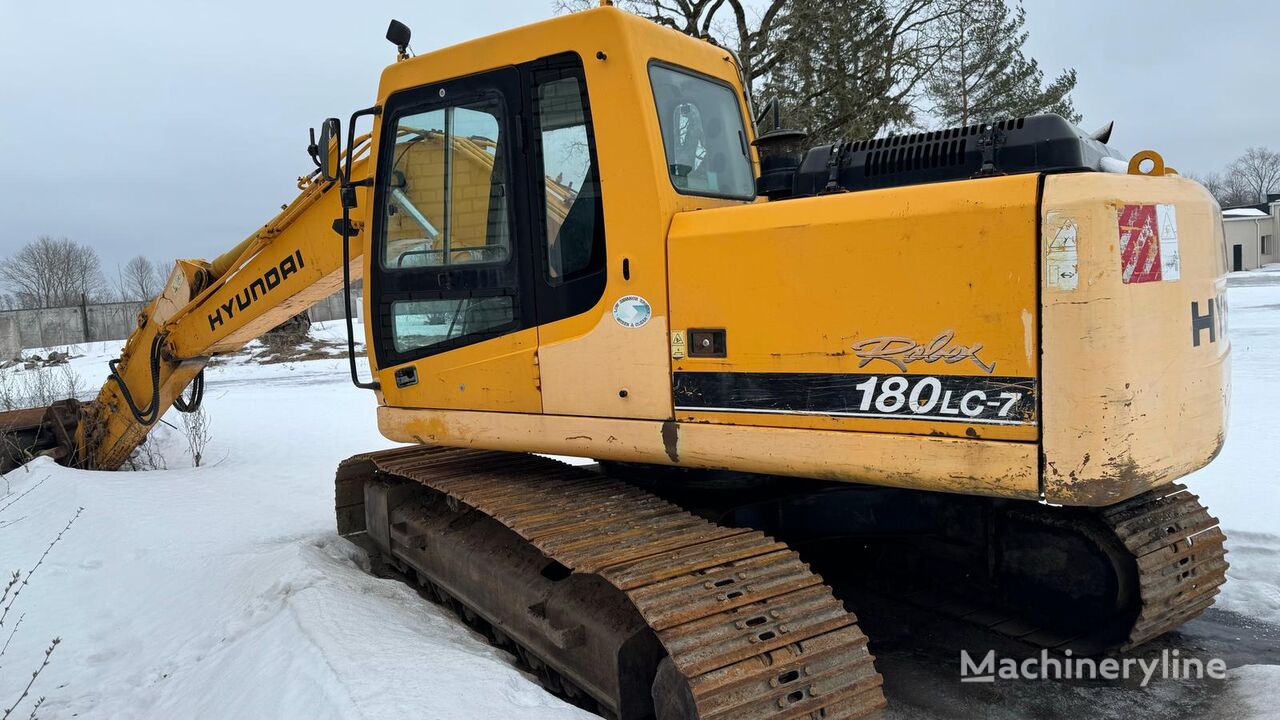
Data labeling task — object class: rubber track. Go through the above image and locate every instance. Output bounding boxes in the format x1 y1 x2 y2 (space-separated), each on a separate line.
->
340 446 886 720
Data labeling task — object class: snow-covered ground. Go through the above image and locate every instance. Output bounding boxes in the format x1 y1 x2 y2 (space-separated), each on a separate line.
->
0 323 592 720
1 269 1279 719
1194 267 1280 627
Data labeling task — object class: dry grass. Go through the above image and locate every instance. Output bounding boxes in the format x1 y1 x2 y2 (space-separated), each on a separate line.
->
0 365 86 413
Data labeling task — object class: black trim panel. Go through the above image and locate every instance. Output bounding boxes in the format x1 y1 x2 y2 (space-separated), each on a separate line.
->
673 371 1038 426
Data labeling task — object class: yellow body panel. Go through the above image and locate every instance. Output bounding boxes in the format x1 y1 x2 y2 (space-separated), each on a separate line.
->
380 329 542 413
1040 173 1229 505
539 310 674 417
667 173 1040 442
376 406 1039 500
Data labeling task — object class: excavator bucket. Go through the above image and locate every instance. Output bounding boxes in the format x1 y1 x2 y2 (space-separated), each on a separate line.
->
0 400 83 473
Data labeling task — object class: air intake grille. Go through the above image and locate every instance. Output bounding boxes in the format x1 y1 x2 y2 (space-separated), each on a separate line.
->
789 114 1106 198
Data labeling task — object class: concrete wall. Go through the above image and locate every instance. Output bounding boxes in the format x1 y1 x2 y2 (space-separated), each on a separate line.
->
1 288 361 355
0 314 19 360
1 301 145 353
307 290 362 323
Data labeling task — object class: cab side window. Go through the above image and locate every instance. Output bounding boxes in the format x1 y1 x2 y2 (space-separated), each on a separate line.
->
649 63 754 200
530 58 605 293
389 296 514 355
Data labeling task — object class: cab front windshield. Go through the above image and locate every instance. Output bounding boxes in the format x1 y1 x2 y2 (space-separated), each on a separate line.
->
381 95 510 269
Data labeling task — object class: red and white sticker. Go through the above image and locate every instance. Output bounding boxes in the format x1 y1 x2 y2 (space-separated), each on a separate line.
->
1118 203 1180 284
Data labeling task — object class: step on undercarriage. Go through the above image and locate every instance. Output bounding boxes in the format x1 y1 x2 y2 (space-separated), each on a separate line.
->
336 446 886 720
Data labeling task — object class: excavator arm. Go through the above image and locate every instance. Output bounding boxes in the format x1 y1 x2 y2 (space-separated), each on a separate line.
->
2 138 372 472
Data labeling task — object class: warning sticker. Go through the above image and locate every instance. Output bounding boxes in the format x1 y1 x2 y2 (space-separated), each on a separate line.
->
1045 213 1079 291
1118 203 1180 284
1156 203 1181 281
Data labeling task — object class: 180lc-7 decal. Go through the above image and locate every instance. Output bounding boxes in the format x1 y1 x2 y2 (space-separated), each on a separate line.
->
673 371 1037 426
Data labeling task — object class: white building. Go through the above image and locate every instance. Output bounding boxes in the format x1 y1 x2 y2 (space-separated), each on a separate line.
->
1223 195 1279 271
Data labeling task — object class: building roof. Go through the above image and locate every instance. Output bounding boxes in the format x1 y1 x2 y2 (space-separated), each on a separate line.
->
1222 193 1280 216
1223 208 1270 218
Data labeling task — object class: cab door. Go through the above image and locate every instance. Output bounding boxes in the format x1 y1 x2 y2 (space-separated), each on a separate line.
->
370 66 542 413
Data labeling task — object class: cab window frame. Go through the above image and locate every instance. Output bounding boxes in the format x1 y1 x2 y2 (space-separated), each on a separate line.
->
646 60 756 202
378 90 513 273
368 55 612 372
525 52 608 324
368 67 534 370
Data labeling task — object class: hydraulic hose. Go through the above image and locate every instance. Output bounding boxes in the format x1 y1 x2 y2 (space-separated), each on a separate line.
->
107 333 204 426
107 335 164 426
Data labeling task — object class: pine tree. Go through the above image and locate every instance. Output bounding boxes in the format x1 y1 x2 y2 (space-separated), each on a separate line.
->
924 0 1081 127
763 0 899 143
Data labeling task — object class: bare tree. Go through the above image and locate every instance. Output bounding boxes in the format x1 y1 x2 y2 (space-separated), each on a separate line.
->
116 256 160 301
1186 172 1224 203
1192 147 1280 208
556 0 788 92
1187 171 1252 208
1224 146 1280 205
181 406 211 468
558 0 967 142
151 258 172 296
0 237 106 309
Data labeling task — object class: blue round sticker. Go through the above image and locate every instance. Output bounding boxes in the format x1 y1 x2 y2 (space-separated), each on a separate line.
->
612 295 652 328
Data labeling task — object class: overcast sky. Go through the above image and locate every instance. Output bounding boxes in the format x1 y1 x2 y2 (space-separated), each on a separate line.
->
0 1 1272 277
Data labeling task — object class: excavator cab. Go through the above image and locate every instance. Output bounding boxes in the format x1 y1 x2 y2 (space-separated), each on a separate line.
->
356 14 762 434
359 12 763 435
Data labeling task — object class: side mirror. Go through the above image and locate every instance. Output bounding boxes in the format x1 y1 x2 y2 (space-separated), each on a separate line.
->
318 118 341 182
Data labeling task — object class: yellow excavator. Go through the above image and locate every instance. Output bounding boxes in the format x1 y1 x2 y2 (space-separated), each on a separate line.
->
0 5 1231 719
